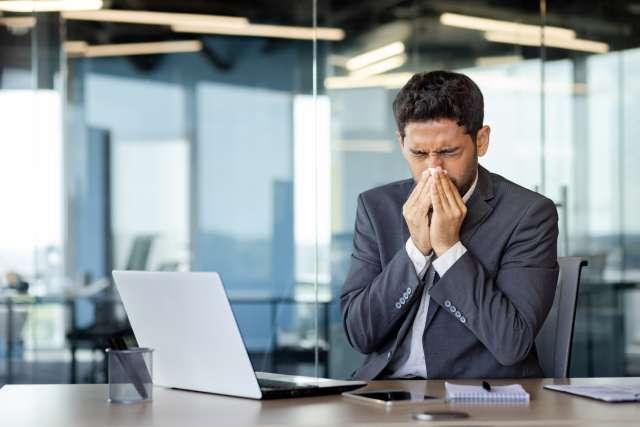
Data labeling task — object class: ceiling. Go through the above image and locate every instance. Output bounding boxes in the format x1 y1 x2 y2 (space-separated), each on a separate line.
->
1 0 639 72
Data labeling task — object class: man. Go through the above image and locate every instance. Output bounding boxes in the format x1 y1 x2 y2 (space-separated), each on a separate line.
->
340 70 558 380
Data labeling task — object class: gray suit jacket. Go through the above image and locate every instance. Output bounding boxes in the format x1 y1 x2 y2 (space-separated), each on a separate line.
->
340 165 559 380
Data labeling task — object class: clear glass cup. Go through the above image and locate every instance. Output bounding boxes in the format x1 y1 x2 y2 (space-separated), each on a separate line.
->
106 347 153 403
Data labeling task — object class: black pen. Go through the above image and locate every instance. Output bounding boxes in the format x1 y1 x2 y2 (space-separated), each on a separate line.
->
109 337 150 400
482 381 492 392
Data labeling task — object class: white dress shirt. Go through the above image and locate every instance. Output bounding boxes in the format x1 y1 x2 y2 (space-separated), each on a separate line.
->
389 171 478 378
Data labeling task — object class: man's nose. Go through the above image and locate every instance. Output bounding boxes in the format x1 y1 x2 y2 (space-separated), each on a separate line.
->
427 154 444 168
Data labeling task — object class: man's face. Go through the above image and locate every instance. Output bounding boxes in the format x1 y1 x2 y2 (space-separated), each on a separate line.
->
399 119 490 196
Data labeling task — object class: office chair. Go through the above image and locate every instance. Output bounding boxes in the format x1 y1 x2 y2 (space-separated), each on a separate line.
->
67 235 155 383
124 235 155 271
535 256 587 378
0 303 29 360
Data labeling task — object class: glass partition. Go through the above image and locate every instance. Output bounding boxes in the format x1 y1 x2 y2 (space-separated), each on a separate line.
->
543 1 640 377
320 0 640 378
0 10 69 383
320 0 545 378
2 1 640 386
63 3 323 378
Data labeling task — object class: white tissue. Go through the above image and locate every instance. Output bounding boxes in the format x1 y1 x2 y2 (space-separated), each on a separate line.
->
422 167 447 176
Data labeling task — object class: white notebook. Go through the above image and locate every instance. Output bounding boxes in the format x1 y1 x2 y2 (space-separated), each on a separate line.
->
445 382 530 402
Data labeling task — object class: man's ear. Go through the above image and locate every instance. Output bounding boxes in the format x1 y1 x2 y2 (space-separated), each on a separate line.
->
476 125 490 157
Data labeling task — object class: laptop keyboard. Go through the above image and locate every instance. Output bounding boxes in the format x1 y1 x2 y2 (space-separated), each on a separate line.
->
257 378 319 390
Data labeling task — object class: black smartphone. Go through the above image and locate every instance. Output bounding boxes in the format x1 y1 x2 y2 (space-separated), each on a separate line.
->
342 390 444 406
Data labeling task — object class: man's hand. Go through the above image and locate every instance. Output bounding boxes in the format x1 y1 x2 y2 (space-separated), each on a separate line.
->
430 169 467 257
402 171 433 255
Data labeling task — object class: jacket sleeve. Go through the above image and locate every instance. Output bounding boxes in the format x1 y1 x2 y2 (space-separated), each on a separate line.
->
340 194 425 354
428 196 559 366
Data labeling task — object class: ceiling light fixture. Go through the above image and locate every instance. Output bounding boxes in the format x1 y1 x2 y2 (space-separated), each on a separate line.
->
0 0 102 12
440 12 575 39
172 22 345 41
440 12 609 54
0 16 35 28
63 40 88 56
64 40 202 58
484 31 609 53
345 41 405 71
324 72 413 90
475 55 523 67
62 9 248 28
349 53 407 79
61 9 343 41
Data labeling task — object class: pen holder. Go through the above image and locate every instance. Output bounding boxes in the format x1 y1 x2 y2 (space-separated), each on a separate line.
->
106 347 153 404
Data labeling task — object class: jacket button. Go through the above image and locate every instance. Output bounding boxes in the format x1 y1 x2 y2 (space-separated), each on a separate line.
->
444 300 451 308
387 352 392 360
406 287 411 294
460 316 466 324
395 302 402 309
400 297 406 304
450 306 457 313
455 311 462 318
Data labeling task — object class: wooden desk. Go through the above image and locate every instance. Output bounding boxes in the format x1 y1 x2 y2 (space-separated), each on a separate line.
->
0 378 638 426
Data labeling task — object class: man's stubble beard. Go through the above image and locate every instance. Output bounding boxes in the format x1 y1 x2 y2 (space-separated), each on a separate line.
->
455 156 479 197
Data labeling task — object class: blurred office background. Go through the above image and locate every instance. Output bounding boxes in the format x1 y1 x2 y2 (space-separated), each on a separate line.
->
1 0 639 385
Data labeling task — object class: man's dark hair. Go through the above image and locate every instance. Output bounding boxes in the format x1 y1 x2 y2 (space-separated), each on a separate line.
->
393 70 484 139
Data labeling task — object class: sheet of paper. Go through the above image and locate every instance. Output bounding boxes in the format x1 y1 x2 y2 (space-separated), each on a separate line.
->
544 384 640 402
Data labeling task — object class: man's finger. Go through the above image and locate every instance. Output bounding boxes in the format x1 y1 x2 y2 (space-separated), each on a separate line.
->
439 173 461 213
445 176 466 212
406 170 430 208
434 171 452 214
416 178 433 216
414 171 432 203
430 175 445 214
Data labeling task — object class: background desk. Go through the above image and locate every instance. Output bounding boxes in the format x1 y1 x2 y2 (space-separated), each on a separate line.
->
1 378 639 426
0 293 125 384
1 294 332 384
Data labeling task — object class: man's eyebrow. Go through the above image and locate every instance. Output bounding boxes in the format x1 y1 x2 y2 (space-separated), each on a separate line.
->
409 146 458 154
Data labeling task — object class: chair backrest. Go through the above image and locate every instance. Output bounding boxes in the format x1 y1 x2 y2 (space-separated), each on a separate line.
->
125 235 155 271
0 305 29 342
535 257 587 378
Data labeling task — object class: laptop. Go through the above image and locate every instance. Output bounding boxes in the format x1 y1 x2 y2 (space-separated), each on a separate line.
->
112 271 366 399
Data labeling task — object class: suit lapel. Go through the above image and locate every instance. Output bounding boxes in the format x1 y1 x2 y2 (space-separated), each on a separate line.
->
460 166 494 245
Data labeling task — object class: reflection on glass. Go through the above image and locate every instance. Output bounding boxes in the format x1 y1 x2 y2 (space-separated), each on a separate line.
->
322 1 640 378
1 1 640 385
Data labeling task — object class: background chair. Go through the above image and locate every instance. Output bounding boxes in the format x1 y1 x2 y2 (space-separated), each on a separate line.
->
0 303 29 378
66 235 155 383
536 256 588 378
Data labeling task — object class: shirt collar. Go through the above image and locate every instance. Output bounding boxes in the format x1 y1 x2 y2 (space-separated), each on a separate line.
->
462 170 479 203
